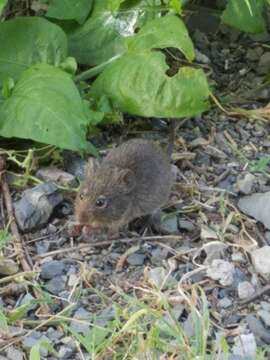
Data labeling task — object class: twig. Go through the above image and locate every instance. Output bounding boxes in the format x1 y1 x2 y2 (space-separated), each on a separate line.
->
0 157 30 272
35 235 183 259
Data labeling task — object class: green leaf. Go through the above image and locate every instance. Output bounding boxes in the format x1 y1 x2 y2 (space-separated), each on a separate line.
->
46 0 94 24
92 51 209 118
127 15 194 61
7 304 32 323
0 17 67 86
0 64 98 154
30 340 58 360
0 307 8 330
222 0 266 33
67 0 129 66
0 0 8 16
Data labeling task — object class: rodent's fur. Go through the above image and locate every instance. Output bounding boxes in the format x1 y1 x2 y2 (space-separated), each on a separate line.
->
75 139 173 233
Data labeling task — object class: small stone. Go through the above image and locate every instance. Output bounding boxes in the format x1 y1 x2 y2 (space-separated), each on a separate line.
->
178 219 195 232
237 281 255 300
46 327 64 342
218 297 232 309
258 52 270 74
238 192 270 230
195 49 210 63
261 301 270 312
246 314 270 344
6 346 24 360
14 182 63 231
58 345 74 359
265 231 270 243
40 260 65 280
22 332 50 357
44 276 66 295
19 293 38 312
0 258 19 275
36 167 77 187
231 251 245 263
127 253 146 266
146 267 176 289
206 259 235 286
258 310 270 327
201 241 228 265
160 214 179 234
251 246 270 279
232 333 257 358
200 226 219 241
68 273 79 287
236 173 256 194
70 308 92 335
36 240 50 255
63 152 87 181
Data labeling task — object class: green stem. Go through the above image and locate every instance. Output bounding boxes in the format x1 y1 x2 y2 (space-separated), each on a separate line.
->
74 55 121 83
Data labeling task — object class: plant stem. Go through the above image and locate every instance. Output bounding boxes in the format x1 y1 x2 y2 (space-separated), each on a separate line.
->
74 55 121 83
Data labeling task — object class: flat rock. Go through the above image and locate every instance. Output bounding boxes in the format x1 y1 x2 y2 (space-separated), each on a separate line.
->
236 173 256 194
70 308 92 335
36 167 77 187
258 310 270 328
40 260 65 280
232 333 257 358
14 182 63 231
44 276 66 295
246 314 270 344
251 246 270 279
6 346 24 360
206 259 235 286
127 253 146 266
237 281 255 300
238 192 270 229
258 52 270 74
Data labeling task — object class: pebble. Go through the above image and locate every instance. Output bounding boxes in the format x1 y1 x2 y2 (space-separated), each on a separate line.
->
231 251 245 263
22 332 50 357
6 346 24 360
260 301 270 312
246 314 270 344
14 182 63 231
258 52 270 74
258 310 270 328
40 260 65 280
236 173 256 194
146 267 176 289
36 167 77 187
201 241 228 264
206 259 235 286
178 219 195 232
58 345 74 359
0 258 19 275
218 297 232 309
160 214 179 234
232 333 257 358
127 253 146 266
63 152 87 180
19 293 38 312
251 246 270 279
238 192 270 230
237 281 255 300
200 226 219 241
70 307 92 335
44 276 66 295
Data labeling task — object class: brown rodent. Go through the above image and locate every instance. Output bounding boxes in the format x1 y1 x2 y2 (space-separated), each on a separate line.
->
75 139 173 234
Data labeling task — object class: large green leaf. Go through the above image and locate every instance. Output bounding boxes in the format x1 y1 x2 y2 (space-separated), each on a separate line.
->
92 51 209 117
67 0 158 66
127 15 194 61
0 0 8 16
222 0 266 33
46 0 94 24
0 17 67 85
0 64 98 153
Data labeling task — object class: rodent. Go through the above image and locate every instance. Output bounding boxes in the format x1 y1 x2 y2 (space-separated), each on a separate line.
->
75 138 173 234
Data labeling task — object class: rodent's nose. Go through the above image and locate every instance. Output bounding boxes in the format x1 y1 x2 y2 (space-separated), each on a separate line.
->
77 210 92 224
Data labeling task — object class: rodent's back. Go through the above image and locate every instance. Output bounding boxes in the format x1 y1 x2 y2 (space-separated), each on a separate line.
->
103 139 172 216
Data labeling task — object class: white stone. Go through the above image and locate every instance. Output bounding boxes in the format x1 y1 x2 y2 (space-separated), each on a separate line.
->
237 281 255 300
206 259 235 286
233 333 257 358
251 246 270 279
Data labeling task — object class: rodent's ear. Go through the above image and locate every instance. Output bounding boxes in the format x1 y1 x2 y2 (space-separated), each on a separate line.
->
86 158 100 178
118 168 136 193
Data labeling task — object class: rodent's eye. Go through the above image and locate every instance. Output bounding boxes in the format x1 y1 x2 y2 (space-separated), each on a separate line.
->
95 196 107 208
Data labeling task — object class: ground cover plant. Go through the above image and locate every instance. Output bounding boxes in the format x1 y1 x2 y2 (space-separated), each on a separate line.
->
1 0 270 359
